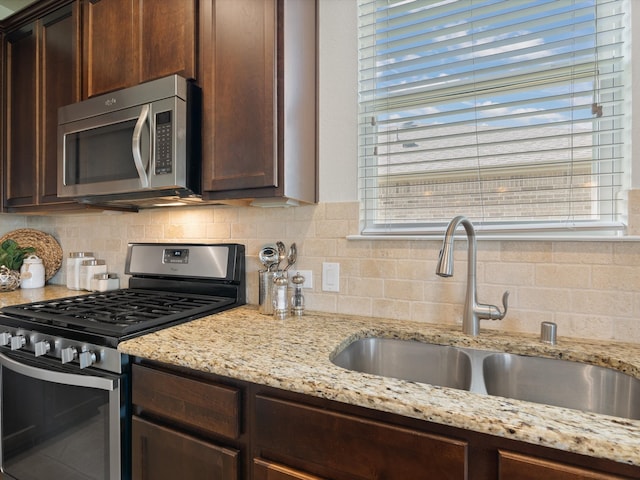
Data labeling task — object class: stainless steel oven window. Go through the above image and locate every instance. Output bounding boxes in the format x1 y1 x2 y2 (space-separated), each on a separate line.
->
0 353 123 480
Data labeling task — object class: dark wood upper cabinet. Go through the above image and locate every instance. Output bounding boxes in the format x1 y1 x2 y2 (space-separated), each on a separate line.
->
83 0 196 98
3 0 316 212
4 2 80 211
199 0 317 205
40 5 80 204
138 0 196 83
82 0 136 98
4 23 36 208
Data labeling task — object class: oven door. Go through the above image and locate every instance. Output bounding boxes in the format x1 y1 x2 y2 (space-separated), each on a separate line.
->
0 351 126 480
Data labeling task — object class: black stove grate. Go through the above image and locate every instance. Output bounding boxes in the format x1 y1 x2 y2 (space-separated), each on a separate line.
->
2 289 235 338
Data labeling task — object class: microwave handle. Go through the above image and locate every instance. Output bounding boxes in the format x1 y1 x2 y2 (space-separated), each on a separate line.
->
132 104 151 188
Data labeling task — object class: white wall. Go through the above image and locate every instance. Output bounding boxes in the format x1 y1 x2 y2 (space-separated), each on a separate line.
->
318 0 358 202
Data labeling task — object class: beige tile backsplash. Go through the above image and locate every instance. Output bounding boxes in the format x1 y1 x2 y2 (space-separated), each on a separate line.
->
2 201 638 344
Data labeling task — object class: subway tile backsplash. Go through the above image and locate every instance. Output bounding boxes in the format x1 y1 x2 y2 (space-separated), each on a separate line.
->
7 201 639 344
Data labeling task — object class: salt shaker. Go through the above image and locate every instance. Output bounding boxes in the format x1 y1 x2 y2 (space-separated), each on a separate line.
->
273 275 289 319
290 272 305 316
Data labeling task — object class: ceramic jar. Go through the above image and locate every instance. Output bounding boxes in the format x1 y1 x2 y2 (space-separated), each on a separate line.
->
20 255 45 289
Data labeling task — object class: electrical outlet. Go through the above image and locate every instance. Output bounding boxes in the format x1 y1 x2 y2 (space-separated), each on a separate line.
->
322 262 340 292
294 270 313 289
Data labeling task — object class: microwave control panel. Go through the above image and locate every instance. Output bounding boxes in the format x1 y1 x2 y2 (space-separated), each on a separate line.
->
155 111 172 174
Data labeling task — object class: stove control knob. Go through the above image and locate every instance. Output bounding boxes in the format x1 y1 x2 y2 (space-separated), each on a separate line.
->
34 341 51 357
0 332 11 346
79 351 97 369
61 347 77 364
10 335 26 351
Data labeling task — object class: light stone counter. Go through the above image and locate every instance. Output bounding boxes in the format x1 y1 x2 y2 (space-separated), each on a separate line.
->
119 305 640 468
0 285 82 306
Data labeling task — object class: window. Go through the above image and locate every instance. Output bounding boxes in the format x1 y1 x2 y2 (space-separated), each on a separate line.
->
358 0 627 235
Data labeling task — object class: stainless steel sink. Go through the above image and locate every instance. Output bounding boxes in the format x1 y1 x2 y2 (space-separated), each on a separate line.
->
332 337 640 420
331 337 472 390
483 353 640 419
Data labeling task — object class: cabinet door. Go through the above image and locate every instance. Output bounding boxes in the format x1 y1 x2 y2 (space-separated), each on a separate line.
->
499 451 627 480
83 0 137 97
5 4 80 210
255 395 468 480
84 0 196 98
5 23 37 207
254 458 326 480
138 0 196 82
132 416 239 480
199 0 277 192
40 4 81 205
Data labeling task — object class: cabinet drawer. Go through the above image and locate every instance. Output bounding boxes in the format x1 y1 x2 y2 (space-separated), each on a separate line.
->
255 395 468 480
132 364 240 439
254 458 326 480
499 450 627 480
132 416 239 480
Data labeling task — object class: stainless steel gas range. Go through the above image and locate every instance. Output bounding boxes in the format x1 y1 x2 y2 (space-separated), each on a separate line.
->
0 243 246 480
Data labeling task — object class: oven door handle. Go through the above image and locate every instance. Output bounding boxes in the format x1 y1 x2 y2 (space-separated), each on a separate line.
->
0 353 117 391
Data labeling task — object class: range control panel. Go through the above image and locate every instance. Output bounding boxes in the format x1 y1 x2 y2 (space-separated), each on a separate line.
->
0 325 122 374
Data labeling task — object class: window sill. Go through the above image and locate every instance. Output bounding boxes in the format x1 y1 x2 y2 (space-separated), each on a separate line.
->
347 234 640 242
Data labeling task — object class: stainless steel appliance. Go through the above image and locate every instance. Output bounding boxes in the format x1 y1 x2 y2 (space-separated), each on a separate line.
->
57 75 202 208
0 243 245 480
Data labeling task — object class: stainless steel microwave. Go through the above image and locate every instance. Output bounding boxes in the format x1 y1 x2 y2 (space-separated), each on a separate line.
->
57 75 201 208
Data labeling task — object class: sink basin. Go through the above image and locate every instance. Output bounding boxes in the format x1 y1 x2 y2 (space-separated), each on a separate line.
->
331 337 472 390
332 336 640 420
483 353 640 419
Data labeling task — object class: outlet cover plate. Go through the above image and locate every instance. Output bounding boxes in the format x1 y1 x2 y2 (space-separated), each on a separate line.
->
322 262 340 292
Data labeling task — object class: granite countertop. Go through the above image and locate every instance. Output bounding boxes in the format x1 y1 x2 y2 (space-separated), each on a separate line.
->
0 285 81 306
119 305 640 468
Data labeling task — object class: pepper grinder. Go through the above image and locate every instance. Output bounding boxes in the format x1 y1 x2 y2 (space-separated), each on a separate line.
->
291 272 305 316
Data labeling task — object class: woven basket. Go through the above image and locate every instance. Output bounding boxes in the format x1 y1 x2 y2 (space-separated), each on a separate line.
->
0 229 63 281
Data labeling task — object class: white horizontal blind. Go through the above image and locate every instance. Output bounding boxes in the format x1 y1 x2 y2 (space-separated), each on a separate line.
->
358 0 627 235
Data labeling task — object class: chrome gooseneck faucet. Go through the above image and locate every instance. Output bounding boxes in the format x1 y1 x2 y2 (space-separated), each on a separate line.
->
436 216 509 336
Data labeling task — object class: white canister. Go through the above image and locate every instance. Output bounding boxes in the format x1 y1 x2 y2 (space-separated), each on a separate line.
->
66 252 95 290
90 273 120 292
80 259 107 291
20 255 45 289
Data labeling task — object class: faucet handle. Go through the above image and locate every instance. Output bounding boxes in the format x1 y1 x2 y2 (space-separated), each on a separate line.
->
483 290 509 321
501 290 509 317
495 290 509 320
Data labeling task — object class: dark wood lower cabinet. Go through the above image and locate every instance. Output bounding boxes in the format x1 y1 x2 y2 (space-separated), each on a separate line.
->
132 416 239 480
132 363 240 440
253 458 325 480
131 359 640 480
498 451 628 480
254 395 467 480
